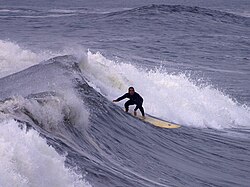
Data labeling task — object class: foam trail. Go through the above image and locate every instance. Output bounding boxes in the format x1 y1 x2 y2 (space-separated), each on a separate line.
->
79 51 250 129
0 119 91 187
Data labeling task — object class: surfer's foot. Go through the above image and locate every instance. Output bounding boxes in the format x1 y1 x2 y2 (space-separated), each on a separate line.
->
134 111 137 116
142 115 145 119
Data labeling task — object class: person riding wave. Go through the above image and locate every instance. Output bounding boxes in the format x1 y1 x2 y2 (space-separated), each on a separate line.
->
113 87 145 117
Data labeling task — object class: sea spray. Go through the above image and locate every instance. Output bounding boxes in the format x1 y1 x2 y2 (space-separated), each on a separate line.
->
79 51 250 129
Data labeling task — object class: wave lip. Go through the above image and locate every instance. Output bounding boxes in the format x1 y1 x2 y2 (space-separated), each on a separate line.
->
80 51 250 129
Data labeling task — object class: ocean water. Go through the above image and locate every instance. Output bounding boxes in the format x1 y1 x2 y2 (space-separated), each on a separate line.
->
0 0 250 186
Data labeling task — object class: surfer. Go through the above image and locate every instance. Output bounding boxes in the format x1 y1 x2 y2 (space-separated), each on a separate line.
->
113 87 145 117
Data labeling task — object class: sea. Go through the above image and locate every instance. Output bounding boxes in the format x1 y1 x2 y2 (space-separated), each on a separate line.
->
0 0 250 186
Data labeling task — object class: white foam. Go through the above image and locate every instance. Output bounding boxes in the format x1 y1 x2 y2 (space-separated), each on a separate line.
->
0 92 89 133
49 9 79 14
0 40 60 78
79 51 250 129
0 119 91 187
0 9 19 12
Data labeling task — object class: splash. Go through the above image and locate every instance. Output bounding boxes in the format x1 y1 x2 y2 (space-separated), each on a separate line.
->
0 92 89 133
79 51 250 129
0 119 91 187
0 40 62 78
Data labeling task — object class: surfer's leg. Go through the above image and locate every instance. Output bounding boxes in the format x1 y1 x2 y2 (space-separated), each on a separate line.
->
124 100 134 112
135 104 145 117
135 104 144 117
133 106 137 116
139 106 145 117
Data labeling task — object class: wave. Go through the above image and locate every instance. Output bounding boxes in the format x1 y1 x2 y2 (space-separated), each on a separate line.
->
0 7 116 19
0 40 81 78
0 9 21 13
6 14 77 18
0 40 57 78
1 40 249 129
0 55 91 186
0 119 91 187
0 7 78 19
104 4 250 26
1 52 250 186
0 40 39 78
2 4 249 25
80 51 250 129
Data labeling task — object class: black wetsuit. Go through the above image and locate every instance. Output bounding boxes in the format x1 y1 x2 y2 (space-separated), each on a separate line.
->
116 92 145 116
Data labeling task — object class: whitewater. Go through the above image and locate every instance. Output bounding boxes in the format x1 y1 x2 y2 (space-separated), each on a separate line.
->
1 1 250 187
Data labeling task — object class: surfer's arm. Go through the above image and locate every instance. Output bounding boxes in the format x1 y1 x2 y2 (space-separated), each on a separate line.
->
113 93 128 102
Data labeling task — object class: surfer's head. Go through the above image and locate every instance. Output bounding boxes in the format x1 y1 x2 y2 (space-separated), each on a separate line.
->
128 87 135 95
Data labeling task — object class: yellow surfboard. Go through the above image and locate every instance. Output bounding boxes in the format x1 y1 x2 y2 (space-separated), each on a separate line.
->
130 113 181 129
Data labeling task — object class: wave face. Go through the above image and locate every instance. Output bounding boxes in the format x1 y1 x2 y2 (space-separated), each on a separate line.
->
1 0 250 186
0 54 250 187
81 51 250 129
107 4 250 24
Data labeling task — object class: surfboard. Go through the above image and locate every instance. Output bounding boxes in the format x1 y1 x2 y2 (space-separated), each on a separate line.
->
129 112 181 129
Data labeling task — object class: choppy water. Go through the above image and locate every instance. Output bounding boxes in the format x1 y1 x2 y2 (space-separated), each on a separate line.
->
0 1 250 186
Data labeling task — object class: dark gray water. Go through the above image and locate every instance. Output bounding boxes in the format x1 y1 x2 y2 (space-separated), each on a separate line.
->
0 0 250 186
